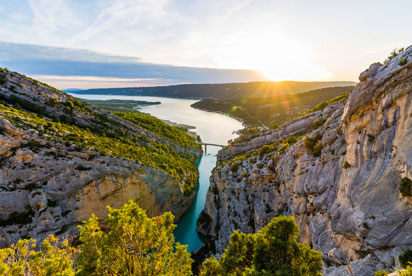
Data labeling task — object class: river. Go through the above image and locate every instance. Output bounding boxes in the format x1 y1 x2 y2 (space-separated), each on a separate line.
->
74 95 243 252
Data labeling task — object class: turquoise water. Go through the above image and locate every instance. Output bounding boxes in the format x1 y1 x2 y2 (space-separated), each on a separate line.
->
73 94 242 252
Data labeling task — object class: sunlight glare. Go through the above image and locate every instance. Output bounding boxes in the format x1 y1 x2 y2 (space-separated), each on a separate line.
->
213 29 332 81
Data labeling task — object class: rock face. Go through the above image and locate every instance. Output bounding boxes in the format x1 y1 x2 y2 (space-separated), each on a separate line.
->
197 46 412 275
0 69 202 247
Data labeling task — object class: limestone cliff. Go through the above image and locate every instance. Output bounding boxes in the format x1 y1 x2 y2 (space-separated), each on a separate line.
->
0 69 202 247
197 46 412 275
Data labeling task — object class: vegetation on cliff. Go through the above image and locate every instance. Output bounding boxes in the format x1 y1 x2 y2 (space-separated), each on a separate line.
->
199 216 322 276
0 68 201 193
82 99 160 113
0 201 322 276
0 103 198 193
191 86 353 127
73 81 355 99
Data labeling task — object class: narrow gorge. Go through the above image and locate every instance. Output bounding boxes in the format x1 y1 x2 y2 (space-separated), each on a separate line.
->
0 69 202 247
197 46 412 275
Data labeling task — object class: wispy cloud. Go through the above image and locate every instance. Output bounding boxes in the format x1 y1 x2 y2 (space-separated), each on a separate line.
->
27 0 81 34
0 0 411 81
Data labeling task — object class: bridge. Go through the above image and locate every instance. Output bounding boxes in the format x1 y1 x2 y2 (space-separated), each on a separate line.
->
200 143 225 153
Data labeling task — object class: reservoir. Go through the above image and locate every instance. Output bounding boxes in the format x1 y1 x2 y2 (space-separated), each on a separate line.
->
74 95 243 252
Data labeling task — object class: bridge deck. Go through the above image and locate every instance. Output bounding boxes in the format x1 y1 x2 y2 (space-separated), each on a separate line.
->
200 143 225 147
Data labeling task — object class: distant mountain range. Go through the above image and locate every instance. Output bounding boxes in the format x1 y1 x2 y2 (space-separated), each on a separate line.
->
70 81 356 99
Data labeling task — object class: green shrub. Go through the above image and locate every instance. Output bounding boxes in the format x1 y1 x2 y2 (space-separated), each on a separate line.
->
399 57 408 66
343 161 351 169
399 249 412 268
258 144 275 158
230 162 239 173
271 123 280 129
277 143 290 153
286 136 297 144
76 201 193 275
367 134 375 143
0 103 199 193
305 133 323 157
199 216 322 275
400 177 412 197
48 98 59 106
374 270 388 276
312 142 323 157
311 118 326 129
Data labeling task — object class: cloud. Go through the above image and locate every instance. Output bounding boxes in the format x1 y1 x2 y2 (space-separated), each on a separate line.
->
0 41 264 88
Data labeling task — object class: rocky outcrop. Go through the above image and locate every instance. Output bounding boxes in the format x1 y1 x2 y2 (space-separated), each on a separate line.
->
0 69 202 247
197 46 412 275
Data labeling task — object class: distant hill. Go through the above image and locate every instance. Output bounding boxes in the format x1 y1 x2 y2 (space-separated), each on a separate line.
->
191 86 355 127
71 81 356 99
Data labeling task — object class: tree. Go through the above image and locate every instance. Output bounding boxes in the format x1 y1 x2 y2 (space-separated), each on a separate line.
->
0 235 77 276
199 216 322 276
76 200 193 276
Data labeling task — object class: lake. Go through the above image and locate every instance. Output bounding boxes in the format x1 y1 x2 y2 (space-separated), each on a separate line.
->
74 94 243 252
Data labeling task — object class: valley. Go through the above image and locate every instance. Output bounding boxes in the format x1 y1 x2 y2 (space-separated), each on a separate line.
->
1 46 412 275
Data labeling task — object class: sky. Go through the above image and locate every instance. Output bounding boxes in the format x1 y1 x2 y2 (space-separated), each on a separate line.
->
0 0 411 89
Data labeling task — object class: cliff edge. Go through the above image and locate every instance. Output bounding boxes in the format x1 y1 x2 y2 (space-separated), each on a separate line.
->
0 69 202 247
197 46 412 275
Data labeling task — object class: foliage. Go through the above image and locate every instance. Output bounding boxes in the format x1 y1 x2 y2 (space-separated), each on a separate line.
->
0 104 198 192
400 177 412 197
375 266 412 276
76 200 193 276
83 99 160 113
231 162 240 173
384 48 405 64
0 235 77 276
116 112 200 150
271 123 280 129
0 94 46 117
258 144 275 158
343 161 351 169
192 86 353 128
293 94 349 120
400 249 412 268
199 216 322 276
399 57 408 66
304 133 323 157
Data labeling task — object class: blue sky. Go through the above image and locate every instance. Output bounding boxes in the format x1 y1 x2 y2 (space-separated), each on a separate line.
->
0 0 411 88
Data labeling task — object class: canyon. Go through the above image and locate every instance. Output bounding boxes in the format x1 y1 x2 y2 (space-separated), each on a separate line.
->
197 46 412 275
0 69 202 247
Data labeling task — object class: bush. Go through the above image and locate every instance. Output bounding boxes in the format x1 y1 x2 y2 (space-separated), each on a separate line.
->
305 133 323 157
0 235 77 275
48 98 59 106
76 200 192 275
312 142 323 157
271 123 280 129
343 161 351 169
230 162 239 173
367 134 375 143
199 216 322 275
399 57 408 66
374 271 388 276
258 144 274 158
399 249 412 268
400 177 412 197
